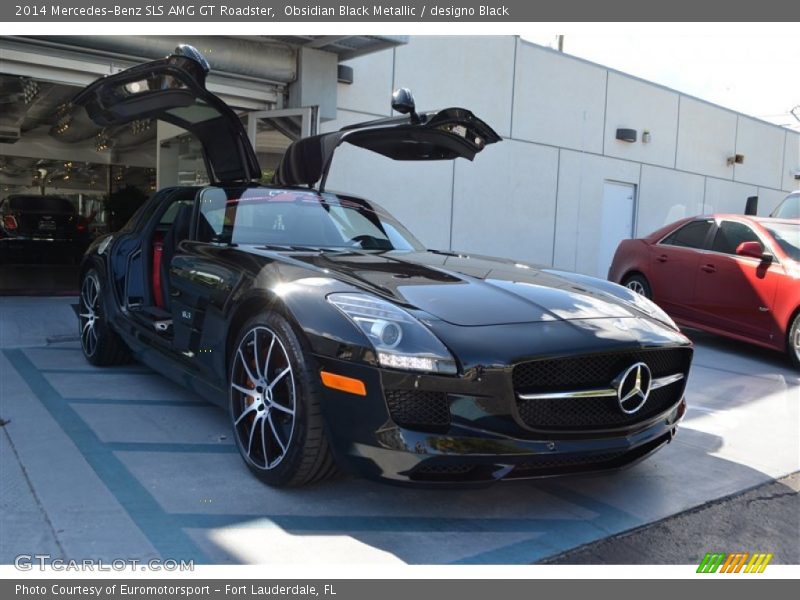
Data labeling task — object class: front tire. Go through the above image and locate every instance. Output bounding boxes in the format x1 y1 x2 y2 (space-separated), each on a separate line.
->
79 268 130 366
788 313 800 371
622 273 652 299
229 312 338 487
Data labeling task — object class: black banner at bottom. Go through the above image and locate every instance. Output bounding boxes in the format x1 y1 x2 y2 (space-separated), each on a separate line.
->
2 579 794 600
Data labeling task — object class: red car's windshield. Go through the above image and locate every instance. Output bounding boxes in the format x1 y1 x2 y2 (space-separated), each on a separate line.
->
196 187 424 251
766 223 800 262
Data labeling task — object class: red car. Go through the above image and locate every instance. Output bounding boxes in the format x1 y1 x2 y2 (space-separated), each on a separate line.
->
609 215 800 369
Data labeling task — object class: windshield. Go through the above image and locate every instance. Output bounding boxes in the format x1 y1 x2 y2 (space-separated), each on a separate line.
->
766 223 800 262
196 187 424 252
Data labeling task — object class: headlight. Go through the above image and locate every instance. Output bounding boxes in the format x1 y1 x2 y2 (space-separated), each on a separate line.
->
628 290 678 330
327 293 457 375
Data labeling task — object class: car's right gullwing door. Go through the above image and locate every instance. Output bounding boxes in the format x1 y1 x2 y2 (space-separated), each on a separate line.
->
273 89 501 190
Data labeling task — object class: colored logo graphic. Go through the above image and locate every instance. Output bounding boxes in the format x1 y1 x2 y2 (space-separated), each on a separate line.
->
697 552 773 573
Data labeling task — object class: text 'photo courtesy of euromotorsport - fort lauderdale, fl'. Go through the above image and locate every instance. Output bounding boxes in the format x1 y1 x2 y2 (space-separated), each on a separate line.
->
16 585 330 597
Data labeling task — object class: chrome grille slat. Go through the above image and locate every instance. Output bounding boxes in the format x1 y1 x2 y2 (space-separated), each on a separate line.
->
513 348 691 431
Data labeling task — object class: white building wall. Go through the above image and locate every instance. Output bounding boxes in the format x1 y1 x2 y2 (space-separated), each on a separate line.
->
511 43 606 154
336 48 394 117
675 97 738 180
782 132 800 191
603 72 679 168
552 151 640 274
734 116 786 189
637 166 705 237
329 36 800 279
703 178 758 215
451 139 559 265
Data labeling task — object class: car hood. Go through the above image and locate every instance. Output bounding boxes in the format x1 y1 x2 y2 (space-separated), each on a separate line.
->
259 248 645 326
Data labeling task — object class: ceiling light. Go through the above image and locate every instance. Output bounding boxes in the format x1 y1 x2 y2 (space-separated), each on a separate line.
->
21 78 39 104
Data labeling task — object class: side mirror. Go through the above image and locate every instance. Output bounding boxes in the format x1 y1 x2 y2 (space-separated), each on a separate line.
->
735 241 769 261
391 88 421 124
174 44 211 74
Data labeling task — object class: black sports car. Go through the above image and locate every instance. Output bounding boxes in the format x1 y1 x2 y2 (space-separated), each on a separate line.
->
0 194 91 263
75 46 692 487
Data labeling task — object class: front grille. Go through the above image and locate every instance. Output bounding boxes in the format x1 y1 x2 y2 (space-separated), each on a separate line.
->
385 389 450 432
513 348 690 391
513 348 691 431
407 433 672 482
508 433 671 478
411 464 477 481
512 450 627 473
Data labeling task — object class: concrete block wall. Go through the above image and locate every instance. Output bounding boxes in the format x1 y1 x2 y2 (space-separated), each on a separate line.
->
323 36 800 277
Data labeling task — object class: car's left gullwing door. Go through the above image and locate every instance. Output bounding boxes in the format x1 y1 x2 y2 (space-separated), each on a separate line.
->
71 45 261 185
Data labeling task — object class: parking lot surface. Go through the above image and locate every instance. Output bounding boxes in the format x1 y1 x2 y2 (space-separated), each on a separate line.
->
1 296 798 565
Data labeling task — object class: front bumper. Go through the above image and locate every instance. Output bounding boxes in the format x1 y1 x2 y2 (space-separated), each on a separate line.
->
0 237 88 258
314 354 686 486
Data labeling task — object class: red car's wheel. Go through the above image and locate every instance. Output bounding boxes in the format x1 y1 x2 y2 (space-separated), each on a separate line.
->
622 273 652 299
788 313 800 371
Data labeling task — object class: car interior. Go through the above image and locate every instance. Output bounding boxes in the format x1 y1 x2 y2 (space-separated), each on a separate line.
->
118 187 200 336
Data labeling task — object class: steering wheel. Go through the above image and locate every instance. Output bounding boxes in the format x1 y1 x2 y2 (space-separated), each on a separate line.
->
348 234 387 249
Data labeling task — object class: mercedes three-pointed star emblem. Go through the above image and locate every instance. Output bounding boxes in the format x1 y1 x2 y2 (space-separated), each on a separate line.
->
614 362 653 414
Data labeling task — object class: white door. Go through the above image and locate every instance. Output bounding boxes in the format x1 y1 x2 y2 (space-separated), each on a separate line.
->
597 181 636 278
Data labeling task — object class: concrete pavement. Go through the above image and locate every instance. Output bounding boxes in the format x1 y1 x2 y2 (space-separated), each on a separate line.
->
541 472 799 564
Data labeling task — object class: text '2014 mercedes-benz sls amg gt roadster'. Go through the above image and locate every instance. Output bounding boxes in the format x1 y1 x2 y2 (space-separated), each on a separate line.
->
75 45 693 487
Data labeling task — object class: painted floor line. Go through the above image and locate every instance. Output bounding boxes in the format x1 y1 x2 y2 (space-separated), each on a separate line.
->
64 397 208 408
109 442 236 453
38 367 153 375
173 512 589 533
3 348 211 564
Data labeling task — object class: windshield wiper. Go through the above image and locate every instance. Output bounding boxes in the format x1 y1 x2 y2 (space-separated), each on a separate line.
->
259 244 343 253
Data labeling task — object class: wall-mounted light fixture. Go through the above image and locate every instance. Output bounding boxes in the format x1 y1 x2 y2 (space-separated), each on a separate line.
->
726 154 745 166
616 128 637 143
642 130 652 144
337 65 354 85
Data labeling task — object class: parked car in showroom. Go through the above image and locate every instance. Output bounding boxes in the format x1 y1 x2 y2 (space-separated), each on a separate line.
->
74 46 693 487
0 194 91 263
609 215 800 369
